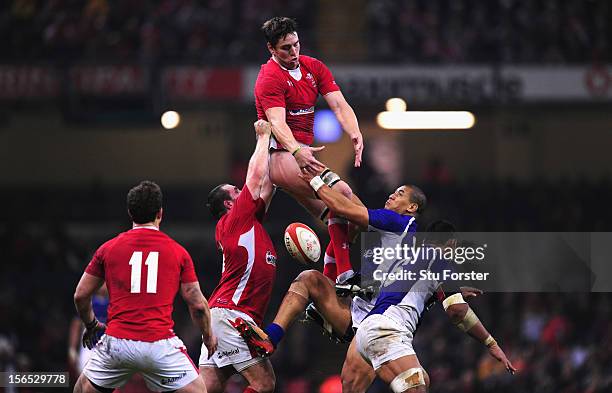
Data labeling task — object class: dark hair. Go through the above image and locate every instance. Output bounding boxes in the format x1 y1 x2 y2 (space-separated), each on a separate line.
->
207 184 231 219
407 185 427 214
424 219 456 245
261 17 298 47
127 180 162 224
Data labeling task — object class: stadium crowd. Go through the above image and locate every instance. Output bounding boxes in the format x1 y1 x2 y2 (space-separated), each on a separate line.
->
1 0 314 63
366 0 611 63
2 0 611 64
1 174 611 392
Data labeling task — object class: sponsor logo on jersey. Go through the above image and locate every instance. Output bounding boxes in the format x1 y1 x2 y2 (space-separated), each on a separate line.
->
266 250 277 266
161 372 186 385
287 80 293 87
288 106 315 116
217 347 240 359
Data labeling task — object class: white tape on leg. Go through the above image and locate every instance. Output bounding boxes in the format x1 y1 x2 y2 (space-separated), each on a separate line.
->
390 368 425 392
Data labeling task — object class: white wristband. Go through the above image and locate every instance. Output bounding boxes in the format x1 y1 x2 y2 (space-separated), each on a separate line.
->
309 176 325 192
442 293 466 311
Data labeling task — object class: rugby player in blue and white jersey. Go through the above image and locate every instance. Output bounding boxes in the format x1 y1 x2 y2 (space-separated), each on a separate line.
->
235 168 426 392
300 170 515 392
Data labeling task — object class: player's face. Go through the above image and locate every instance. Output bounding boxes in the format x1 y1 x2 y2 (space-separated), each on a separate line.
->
223 184 241 210
270 32 300 70
385 186 415 214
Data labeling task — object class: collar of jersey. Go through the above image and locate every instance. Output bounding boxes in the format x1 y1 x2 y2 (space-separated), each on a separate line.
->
272 56 301 72
131 225 159 231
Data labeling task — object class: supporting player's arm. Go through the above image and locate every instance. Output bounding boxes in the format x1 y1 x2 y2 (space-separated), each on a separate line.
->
74 272 106 349
265 107 325 171
324 91 363 167
180 281 217 358
260 170 276 211
443 293 517 374
245 120 273 200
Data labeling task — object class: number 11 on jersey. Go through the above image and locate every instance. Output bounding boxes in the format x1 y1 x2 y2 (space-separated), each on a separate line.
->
129 251 159 293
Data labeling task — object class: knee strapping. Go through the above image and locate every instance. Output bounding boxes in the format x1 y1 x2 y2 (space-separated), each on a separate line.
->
390 368 425 393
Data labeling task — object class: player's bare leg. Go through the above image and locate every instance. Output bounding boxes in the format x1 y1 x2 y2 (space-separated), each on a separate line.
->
341 339 376 393
200 366 233 393
270 150 362 282
272 270 352 334
73 373 100 393
239 359 276 393
375 355 430 393
235 270 352 354
176 374 209 393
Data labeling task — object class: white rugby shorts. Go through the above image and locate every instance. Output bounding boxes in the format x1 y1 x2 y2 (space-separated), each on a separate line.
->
355 314 416 370
199 308 266 372
83 334 199 392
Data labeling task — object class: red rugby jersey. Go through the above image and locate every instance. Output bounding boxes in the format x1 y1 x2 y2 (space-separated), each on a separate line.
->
85 227 198 342
209 185 277 325
254 55 340 146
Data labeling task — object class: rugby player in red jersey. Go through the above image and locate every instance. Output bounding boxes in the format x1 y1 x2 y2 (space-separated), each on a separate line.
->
73 180 216 393
202 120 277 393
255 16 363 285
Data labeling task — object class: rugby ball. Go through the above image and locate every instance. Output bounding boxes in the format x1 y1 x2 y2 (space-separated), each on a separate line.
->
284 222 321 264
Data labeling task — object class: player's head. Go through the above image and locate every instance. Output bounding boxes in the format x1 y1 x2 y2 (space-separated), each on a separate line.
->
127 180 163 225
424 219 456 247
207 183 241 219
384 184 427 216
262 16 300 70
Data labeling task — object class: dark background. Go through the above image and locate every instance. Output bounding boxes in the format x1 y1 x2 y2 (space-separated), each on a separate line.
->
1 1 611 392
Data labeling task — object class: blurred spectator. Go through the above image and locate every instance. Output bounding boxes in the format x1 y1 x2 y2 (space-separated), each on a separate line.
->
366 0 611 64
0 0 314 63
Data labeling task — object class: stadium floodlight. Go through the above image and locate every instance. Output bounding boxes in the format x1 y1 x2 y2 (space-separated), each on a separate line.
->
378 98 475 130
161 111 181 129
386 98 407 112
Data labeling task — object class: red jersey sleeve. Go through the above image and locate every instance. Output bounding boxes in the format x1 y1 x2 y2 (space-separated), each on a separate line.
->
255 74 287 111
178 246 198 283
312 58 340 96
85 241 108 278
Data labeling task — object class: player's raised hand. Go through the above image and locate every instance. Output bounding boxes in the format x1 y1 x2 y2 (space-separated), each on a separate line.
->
254 119 272 137
488 344 517 375
297 166 317 182
294 146 326 173
203 333 218 359
350 131 363 167
82 318 106 349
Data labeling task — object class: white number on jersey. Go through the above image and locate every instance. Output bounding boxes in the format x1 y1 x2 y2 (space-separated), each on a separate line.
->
129 251 159 293
232 226 255 304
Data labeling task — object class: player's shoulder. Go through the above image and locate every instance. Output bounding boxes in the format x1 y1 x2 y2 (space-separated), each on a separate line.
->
368 209 416 232
97 231 127 253
257 58 281 77
157 231 189 254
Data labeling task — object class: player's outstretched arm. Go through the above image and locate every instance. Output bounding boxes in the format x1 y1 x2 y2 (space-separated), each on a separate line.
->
265 107 326 172
245 120 273 200
180 281 217 358
300 169 369 227
74 272 106 349
324 91 363 167
443 293 517 374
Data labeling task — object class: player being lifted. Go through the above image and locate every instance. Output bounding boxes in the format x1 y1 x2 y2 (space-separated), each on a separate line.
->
202 120 277 393
255 16 364 285
73 180 216 393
